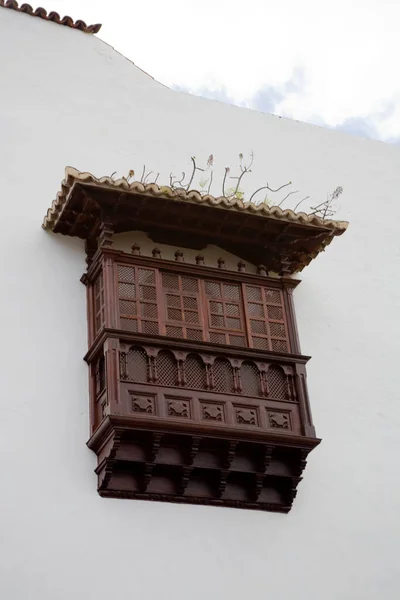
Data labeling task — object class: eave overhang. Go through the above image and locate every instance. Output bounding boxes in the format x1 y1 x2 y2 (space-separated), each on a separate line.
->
42 167 348 274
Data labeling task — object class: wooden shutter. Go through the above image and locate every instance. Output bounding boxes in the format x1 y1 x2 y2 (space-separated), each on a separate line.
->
203 280 246 346
162 272 204 342
93 272 105 336
116 264 159 334
243 284 290 352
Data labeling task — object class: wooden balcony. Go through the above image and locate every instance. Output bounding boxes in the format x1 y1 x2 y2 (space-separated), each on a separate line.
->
86 334 320 513
41 168 347 512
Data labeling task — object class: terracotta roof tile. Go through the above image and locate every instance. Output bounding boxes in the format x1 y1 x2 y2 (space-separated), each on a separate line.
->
42 166 349 234
0 1 101 33
42 167 349 274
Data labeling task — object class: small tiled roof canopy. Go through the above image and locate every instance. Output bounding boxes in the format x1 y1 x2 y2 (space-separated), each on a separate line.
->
0 1 101 33
43 167 348 274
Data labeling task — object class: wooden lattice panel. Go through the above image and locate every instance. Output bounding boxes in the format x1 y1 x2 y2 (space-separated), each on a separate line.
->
213 358 235 393
241 361 262 397
93 272 105 336
185 354 207 389
117 264 159 335
97 259 296 355
205 280 246 346
244 285 290 352
122 347 148 382
267 365 289 400
156 350 178 386
94 354 106 395
162 272 204 341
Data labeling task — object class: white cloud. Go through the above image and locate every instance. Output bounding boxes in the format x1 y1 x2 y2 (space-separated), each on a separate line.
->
174 71 400 144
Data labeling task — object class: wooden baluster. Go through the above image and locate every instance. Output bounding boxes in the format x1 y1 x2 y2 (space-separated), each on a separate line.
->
151 355 158 383
287 373 294 401
234 366 242 393
263 369 270 397
177 359 186 387
259 366 266 397
208 362 215 390
203 362 211 390
119 351 127 381
145 348 157 383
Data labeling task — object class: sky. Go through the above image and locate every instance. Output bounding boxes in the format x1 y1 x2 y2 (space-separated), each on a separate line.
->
32 0 400 143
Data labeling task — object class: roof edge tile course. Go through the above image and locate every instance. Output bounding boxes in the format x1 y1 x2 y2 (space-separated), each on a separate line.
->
0 1 101 33
42 167 349 234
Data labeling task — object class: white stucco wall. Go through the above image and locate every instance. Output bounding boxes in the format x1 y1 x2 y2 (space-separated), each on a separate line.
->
1 8 400 600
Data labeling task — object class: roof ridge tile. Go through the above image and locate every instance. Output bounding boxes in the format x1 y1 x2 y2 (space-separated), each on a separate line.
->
0 1 101 33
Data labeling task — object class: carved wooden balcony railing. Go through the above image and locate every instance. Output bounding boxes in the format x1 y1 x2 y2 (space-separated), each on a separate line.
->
86 335 319 513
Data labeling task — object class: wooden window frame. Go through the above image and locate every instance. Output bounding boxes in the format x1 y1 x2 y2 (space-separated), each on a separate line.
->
161 271 204 341
86 249 300 355
203 279 247 346
115 263 159 335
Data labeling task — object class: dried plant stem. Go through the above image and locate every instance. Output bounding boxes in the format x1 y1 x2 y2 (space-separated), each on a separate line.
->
293 196 310 212
249 182 292 203
277 190 299 207
222 168 229 197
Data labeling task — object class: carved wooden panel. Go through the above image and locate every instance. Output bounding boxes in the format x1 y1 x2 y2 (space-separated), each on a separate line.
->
166 397 191 419
200 401 225 422
130 392 156 415
119 383 301 435
234 405 259 426
267 410 291 430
